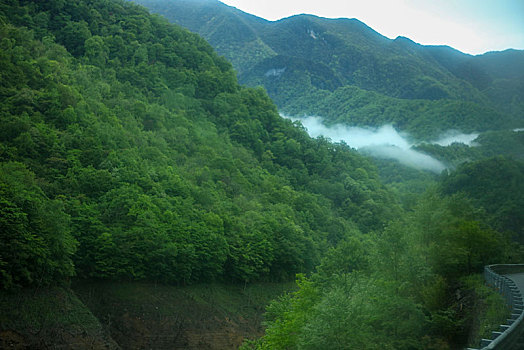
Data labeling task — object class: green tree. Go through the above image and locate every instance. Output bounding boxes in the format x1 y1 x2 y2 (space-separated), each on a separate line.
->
0 162 76 289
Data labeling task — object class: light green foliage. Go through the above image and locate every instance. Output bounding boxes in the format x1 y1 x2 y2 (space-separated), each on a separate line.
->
411 191 510 278
298 276 427 350
255 275 320 350
0 162 76 289
252 186 516 349
315 232 369 280
253 273 428 350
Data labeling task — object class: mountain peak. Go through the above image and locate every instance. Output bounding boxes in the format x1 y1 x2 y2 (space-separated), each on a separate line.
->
135 0 524 137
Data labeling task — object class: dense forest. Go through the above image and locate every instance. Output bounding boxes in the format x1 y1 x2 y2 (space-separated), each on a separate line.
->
1 0 523 349
0 0 401 289
246 158 524 349
135 0 524 140
134 0 524 187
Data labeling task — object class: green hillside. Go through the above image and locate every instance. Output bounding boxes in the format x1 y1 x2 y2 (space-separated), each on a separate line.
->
439 157 524 241
0 0 399 289
1 0 522 349
135 0 524 140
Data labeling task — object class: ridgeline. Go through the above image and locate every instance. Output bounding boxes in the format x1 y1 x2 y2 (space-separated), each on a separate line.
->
1 0 523 348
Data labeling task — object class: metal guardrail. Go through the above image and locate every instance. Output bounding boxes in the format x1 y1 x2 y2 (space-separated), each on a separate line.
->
467 264 524 350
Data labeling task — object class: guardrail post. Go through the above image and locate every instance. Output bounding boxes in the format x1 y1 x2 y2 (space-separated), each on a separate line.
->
480 339 492 347
491 331 503 339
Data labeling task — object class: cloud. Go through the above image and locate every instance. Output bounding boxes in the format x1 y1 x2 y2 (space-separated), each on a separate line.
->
432 130 479 146
360 145 446 173
284 115 476 173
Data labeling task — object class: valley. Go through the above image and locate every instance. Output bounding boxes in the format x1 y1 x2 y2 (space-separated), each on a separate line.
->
0 0 523 349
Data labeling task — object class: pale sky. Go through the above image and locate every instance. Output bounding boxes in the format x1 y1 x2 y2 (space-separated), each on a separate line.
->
220 0 524 55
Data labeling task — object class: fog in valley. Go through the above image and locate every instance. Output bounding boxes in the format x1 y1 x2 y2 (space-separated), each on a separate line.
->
432 130 479 146
285 115 479 173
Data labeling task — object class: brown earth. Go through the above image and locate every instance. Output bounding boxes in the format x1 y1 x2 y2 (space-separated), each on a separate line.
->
72 280 292 349
0 286 118 349
0 281 291 349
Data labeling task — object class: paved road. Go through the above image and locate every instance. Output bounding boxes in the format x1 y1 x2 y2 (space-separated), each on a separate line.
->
505 273 524 293
491 272 524 350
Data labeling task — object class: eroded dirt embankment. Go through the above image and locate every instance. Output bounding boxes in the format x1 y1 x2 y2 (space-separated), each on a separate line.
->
72 280 293 349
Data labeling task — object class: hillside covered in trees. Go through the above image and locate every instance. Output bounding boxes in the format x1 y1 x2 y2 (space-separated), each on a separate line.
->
1 0 523 349
0 0 402 289
134 0 523 140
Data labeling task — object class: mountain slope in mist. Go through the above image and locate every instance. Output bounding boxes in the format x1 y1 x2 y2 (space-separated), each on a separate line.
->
133 0 524 140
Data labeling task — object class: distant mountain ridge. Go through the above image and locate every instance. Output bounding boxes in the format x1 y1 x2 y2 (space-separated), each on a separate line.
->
134 0 524 139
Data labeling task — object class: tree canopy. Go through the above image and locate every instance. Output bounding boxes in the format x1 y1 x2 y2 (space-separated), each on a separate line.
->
0 0 399 289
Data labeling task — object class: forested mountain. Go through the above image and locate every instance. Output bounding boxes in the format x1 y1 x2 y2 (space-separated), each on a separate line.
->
0 0 401 289
134 0 524 139
439 157 524 241
415 129 524 168
1 0 522 349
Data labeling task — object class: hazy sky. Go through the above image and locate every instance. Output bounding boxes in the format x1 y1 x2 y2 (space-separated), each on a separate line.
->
220 0 524 55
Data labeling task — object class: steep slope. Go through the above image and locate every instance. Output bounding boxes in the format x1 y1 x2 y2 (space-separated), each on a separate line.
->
439 157 524 241
0 0 399 290
132 0 275 74
134 0 524 139
0 286 118 349
426 47 524 117
0 2 519 349
72 280 293 349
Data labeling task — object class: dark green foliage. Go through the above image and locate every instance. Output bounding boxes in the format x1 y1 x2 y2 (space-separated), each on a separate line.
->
412 130 524 168
473 130 524 161
284 85 513 140
1 1 519 349
0 0 399 288
439 157 524 241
